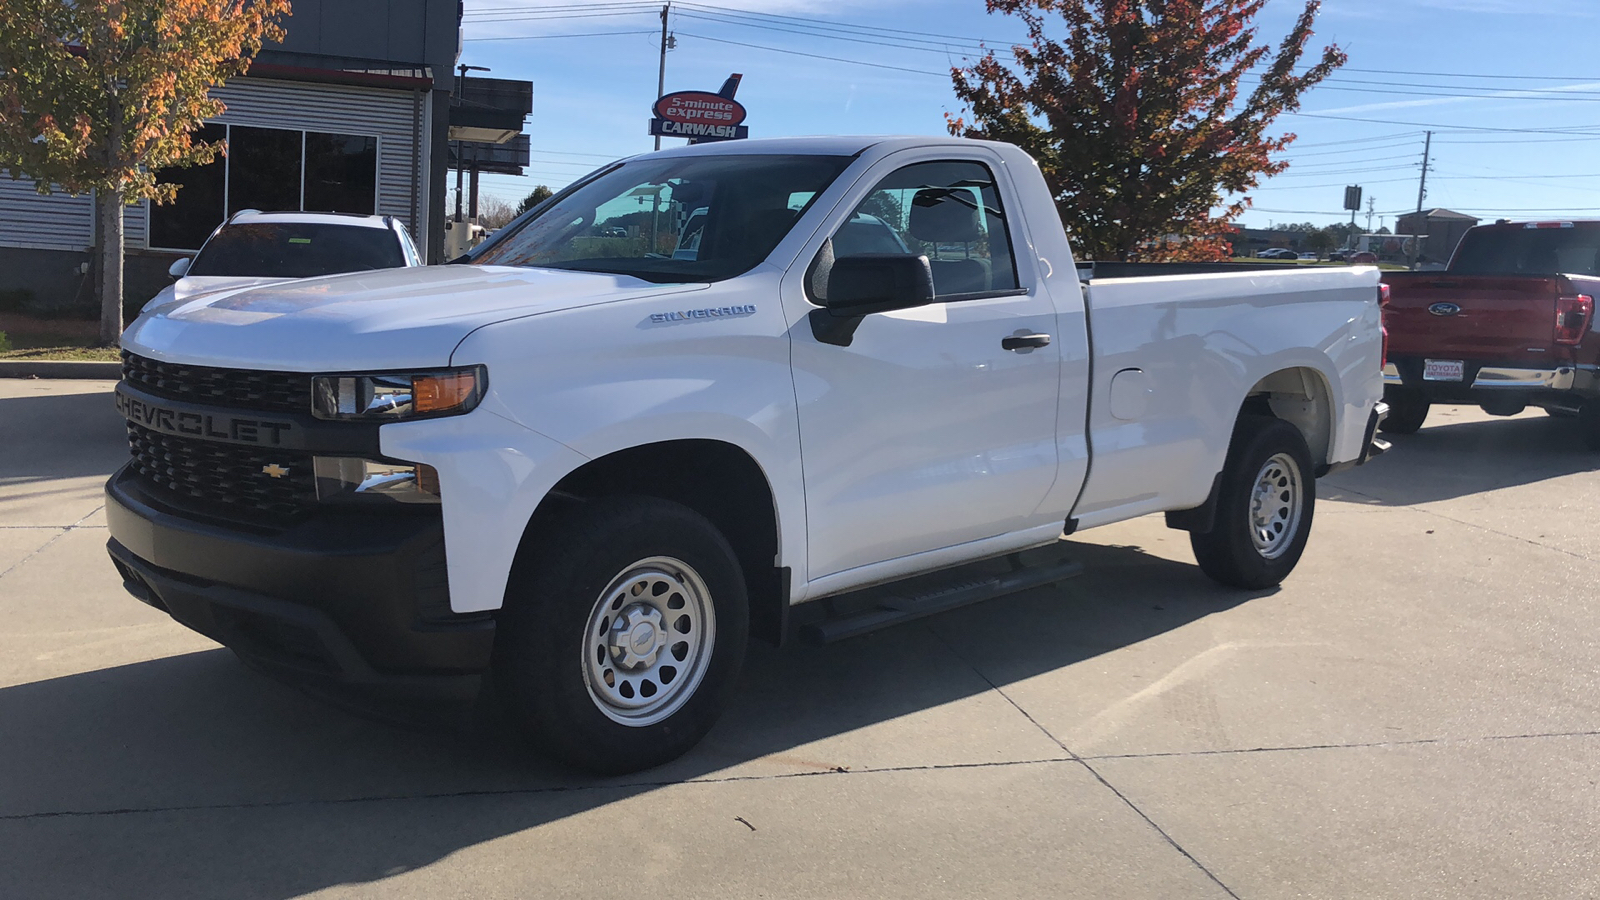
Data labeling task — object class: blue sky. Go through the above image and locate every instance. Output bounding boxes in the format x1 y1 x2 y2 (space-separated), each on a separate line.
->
459 0 1600 231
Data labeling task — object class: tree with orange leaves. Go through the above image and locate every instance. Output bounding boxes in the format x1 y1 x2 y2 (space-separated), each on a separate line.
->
0 0 290 343
949 0 1345 262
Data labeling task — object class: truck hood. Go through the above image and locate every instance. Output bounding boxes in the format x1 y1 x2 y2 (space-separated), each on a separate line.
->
122 265 707 371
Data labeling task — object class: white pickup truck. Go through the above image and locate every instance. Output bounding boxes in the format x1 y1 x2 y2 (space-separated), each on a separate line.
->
107 136 1387 773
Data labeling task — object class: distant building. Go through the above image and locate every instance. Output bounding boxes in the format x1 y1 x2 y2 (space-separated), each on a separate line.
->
1395 209 1480 265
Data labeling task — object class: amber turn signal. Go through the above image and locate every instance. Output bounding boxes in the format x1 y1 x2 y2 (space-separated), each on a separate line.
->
414 371 481 413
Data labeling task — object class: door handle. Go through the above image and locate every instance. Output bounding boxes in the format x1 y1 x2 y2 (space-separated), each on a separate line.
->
1002 333 1052 351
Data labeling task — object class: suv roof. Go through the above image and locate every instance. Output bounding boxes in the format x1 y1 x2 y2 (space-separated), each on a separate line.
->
227 210 391 230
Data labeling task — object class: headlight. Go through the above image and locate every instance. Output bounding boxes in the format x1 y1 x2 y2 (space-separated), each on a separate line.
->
314 457 441 504
312 366 486 420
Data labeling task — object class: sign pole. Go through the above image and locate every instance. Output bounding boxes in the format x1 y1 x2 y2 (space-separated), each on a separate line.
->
654 4 670 151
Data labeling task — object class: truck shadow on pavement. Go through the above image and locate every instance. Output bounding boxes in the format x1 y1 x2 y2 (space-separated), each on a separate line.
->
0 388 128 484
0 541 1256 899
1325 410 1599 507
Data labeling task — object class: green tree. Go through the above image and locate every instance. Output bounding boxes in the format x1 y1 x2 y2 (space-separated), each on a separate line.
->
949 0 1345 262
514 184 554 218
0 0 290 343
1304 228 1337 257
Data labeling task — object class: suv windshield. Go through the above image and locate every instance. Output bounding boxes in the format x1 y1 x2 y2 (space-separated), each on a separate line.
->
1452 224 1600 277
472 154 854 283
189 222 405 278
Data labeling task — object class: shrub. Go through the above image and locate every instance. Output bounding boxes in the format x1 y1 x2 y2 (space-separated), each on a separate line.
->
0 331 11 353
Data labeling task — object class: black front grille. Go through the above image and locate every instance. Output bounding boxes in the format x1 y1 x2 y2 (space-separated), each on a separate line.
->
127 422 315 519
122 351 313 414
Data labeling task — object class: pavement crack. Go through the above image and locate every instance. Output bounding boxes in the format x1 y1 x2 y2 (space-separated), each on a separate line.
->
923 623 1242 900
1083 728 1600 761
0 756 1077 822
0 505 103 582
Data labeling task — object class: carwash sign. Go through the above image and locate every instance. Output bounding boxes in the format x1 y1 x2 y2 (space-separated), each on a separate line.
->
649 90 748 142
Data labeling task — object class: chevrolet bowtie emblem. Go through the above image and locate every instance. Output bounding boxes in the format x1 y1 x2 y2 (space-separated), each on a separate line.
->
262 464 291 479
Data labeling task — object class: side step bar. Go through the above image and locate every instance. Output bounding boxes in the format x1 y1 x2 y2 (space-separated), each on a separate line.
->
800 545 1084 645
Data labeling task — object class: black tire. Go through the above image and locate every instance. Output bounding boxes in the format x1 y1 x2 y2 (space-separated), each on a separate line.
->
493 496 749 774
1190 416 1316 590
1380 387 1430 434
1579 402 1600 451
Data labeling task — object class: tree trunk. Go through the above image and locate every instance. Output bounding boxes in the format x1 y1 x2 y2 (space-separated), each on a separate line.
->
96 187 124 346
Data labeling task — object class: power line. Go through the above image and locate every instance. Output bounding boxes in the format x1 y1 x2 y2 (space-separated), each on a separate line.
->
674 31 948 77
1286 111 1600 135
465 29 657 41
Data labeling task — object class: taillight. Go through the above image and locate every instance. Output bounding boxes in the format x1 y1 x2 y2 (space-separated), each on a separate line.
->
1378 284 1391 367
1555 293 1593 346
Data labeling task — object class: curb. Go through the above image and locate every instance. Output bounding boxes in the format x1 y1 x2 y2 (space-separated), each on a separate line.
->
0 360 122 379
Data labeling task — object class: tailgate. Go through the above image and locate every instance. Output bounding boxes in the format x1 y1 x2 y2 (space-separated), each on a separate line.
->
1383 274 1564 365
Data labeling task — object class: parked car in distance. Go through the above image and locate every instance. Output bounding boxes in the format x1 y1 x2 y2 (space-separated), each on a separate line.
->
1257 248 1297 260
1381 219 1600 443
146 211 420 311
1297 252 1319 261
1348 251 1378 265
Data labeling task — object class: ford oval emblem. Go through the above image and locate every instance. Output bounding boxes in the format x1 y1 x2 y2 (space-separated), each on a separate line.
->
1428 302 1462 317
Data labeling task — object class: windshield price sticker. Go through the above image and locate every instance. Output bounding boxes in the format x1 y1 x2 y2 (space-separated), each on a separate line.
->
1423 359 1465 382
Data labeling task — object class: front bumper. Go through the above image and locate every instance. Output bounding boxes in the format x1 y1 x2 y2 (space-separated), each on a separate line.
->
106 465 493 693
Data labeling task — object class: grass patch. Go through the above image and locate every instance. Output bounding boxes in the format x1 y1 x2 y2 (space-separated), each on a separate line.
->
0 345 122 361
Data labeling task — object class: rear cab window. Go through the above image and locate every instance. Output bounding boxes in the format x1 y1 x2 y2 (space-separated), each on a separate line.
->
1451 223 1600 277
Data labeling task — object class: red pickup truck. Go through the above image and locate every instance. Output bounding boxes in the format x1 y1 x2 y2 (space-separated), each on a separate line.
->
1381 220 1600 446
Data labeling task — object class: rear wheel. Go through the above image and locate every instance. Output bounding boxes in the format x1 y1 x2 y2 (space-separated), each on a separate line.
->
1579 402 1600 451
1380 387 1430 434
1190 416 1316 590
493 496 749 774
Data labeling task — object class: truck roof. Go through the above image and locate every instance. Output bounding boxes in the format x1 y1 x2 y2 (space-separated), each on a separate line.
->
646 135 1017 159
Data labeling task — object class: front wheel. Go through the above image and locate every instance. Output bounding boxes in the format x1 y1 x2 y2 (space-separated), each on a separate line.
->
493 496 749 774
1190 416 1316 590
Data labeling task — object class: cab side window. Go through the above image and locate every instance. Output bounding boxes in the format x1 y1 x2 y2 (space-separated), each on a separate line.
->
832 160 1019 299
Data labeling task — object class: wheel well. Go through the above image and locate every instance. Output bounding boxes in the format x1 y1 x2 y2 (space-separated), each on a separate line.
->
1243 367 1333 470
523 440 787 646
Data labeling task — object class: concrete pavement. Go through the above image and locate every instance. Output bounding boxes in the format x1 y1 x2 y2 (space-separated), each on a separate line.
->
1 379 1597 898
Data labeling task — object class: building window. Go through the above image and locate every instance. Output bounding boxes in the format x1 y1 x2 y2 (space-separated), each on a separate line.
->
147 124 227 252
148 124 379 251
304 133 378 215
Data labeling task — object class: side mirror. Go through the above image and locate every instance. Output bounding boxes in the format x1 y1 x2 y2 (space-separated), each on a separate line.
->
810 253 935 347
825 254 935 316
168 257 191 279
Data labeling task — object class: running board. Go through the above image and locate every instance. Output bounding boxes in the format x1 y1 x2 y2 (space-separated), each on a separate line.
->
799 545 1084 645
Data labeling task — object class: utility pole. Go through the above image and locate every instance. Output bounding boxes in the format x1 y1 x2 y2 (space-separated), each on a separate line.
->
1365 196 1376 233
1409 130 1432 270
654 4 671 151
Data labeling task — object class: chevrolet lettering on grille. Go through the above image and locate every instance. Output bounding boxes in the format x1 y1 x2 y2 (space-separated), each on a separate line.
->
115 389 294 446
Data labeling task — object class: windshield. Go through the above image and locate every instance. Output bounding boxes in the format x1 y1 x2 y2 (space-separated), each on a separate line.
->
189 222 405 278
1452 225 1600 277
472 154 854 283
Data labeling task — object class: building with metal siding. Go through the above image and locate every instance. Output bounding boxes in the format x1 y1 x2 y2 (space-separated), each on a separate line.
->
0 0 466 315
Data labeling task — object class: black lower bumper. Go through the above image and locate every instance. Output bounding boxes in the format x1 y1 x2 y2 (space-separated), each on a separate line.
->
105 465 494 694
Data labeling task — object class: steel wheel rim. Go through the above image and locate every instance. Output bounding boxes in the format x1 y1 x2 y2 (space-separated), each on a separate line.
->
1249 452 1303 559
581 556 716 726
